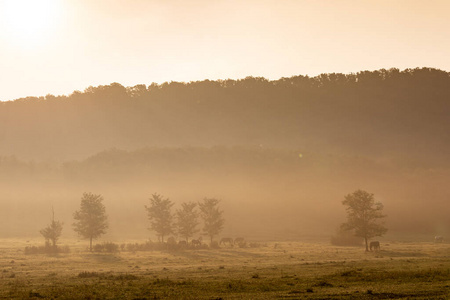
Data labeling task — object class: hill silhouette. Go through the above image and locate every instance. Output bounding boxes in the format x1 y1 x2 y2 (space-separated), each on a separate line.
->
1 67 449 166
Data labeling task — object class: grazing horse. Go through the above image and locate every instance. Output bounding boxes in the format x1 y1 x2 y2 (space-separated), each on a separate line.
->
191 237 202 247
434 236 444 243
234 237 245 245
369 241 380 251
220 237 233 246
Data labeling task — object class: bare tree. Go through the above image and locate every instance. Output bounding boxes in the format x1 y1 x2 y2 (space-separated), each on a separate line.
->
73 193 108 251
145 193 174 243
198 198 224 244
40 207 63 248
176 202 199 243
341 189 387 251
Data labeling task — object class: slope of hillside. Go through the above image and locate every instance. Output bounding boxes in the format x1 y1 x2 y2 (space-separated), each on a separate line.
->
1 68 449 165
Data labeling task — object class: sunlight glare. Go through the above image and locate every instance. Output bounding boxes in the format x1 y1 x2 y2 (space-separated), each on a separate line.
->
1 0 62 49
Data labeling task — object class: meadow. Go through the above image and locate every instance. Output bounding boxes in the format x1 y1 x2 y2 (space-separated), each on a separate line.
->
0 238 449 299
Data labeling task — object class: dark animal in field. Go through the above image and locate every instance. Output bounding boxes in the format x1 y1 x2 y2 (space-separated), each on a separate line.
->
434 236 444 243
191 237 202 247
220 237 233 246
369 241 380 251
233 237 245 245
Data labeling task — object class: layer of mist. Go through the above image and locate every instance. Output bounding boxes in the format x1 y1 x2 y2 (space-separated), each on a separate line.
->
0 68 449 241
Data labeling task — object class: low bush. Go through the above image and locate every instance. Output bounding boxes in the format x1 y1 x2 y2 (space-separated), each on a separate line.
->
122 241 209 252
210 241 220 249
93 242 120 253
248 242 263 248
124 241 161 252
236 241 247 248
24 245 70 255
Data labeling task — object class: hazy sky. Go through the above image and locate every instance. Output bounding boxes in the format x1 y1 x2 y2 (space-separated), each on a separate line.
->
0 0 449 101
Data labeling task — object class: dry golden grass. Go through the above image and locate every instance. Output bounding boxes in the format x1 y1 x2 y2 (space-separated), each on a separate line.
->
0 239 449 299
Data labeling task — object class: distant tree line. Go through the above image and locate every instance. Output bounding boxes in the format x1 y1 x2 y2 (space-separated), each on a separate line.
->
1 68 449 163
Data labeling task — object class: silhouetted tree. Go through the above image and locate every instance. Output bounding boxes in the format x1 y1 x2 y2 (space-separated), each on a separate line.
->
73 193 108 251
40 207 63 248
341 189 387 251
198 198 224 244
176 202 199 243
145 194 174 242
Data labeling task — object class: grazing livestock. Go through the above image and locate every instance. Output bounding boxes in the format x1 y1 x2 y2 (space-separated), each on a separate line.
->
435 236 444 243
191 237 202 247
220 237 233 246
369 241 380 251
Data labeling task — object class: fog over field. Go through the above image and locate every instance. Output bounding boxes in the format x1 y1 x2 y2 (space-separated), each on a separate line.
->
1 68 449 241
2 1 450 298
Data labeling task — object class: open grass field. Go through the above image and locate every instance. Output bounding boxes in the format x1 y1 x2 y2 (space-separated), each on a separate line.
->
0 239 449 299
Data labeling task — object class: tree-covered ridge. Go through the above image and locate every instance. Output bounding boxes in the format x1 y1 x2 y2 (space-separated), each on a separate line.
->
5 67 450 103
0 68 449 162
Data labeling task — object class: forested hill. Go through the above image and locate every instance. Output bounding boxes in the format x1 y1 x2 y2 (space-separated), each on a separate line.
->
1 68 449 164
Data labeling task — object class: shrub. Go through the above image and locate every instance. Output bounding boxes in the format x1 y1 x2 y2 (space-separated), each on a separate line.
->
210 241 220 249
121 240 210 252
93 242 120 253
24 245 70 255
124 241 164 252
104 242 119 253
237 241 247 248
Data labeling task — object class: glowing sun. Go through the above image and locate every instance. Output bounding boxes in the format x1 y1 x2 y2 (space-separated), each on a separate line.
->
1 0 63 49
